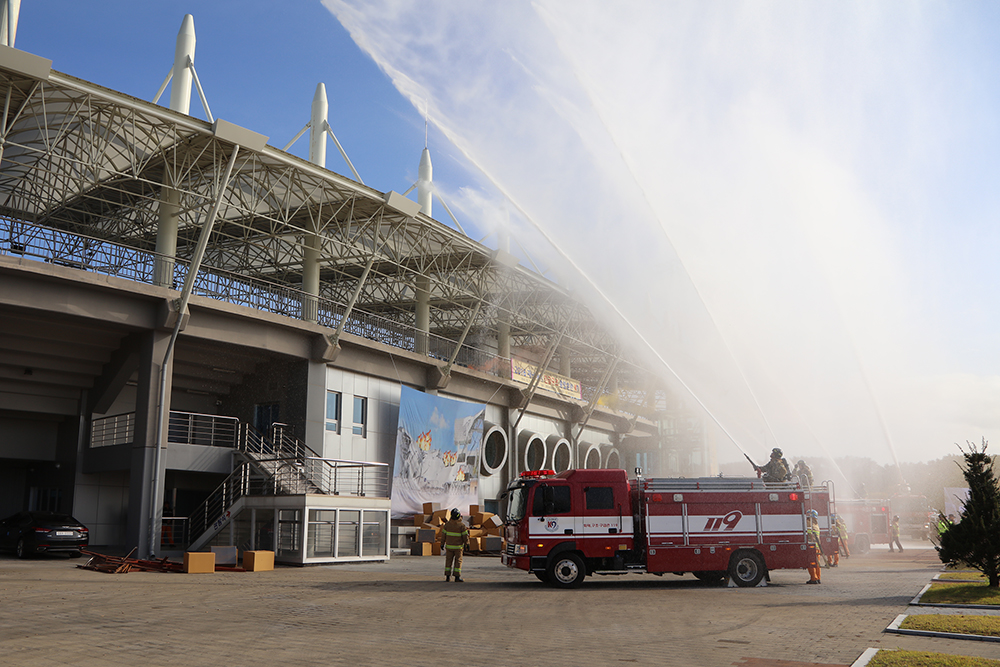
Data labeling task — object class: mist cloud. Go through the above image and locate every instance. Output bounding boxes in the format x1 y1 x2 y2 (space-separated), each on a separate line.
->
324 0 1000 465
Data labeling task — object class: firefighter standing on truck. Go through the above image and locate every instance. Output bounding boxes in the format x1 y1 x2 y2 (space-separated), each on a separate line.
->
440 508 470 582
753 448 791 483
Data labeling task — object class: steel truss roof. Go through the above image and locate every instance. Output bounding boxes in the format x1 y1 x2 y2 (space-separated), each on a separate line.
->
0 51 664 417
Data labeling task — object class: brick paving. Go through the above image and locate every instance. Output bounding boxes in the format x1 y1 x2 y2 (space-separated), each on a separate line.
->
1 540 999 666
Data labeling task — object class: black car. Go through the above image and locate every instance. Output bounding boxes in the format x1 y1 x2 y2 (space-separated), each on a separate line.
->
0 511 89 558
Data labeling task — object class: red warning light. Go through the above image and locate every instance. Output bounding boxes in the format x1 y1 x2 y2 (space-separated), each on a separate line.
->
788 493 799 501
519 469 556 478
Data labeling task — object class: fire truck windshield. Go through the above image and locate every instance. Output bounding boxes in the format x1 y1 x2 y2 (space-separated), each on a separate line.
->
506 484 532 523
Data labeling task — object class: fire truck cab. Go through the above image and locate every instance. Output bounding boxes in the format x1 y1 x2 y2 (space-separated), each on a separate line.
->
502 468 832 588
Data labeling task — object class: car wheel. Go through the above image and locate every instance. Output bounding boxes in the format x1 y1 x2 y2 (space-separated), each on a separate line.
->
16 538 28 559
728 550 765 587
547 553 585 588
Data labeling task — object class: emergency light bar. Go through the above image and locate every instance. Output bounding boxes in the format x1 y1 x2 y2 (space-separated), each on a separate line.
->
520 469 555 478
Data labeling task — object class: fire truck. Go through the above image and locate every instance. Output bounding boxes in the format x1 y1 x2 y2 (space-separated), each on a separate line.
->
835 499 889 554
501 468 833 588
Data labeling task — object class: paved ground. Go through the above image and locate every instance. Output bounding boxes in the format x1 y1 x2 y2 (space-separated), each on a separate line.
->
1 539 999 667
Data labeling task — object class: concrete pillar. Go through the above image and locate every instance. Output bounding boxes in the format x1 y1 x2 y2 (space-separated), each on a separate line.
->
558 345 571 378
153 17 196 289
302 233 320 323
302 83 328 323
125 330 173 558
154 188 179 287
497 313 510 380
415 274 430 355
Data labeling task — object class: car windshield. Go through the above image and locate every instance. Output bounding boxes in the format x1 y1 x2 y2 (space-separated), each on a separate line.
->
507 485 530 523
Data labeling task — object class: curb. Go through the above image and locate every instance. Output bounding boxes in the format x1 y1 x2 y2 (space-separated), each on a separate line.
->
932 574 986 583
885 613 1000 643
850 647 879 667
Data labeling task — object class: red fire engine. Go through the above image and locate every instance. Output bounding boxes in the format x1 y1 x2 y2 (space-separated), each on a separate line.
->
835 499 890 554
501 468 833 588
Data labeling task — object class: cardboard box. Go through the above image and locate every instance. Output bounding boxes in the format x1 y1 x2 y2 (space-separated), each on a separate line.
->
410 542 432 556
485 514 503 529
412 514 426 527
183 551 216 574
469 528 487 538
431 509 450 524
417 528 438 543
422 502 441 515
482 536 503 552
243 550 274 572
472 512 494 526
485 523 502 536
468 537 481 552
469 504 480 515
211 545 238 566
431 542 442 556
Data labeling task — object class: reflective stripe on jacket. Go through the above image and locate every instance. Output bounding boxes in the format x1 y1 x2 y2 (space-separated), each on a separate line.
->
440 518 469 550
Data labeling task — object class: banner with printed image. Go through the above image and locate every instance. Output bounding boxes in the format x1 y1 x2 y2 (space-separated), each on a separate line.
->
391 386 485 519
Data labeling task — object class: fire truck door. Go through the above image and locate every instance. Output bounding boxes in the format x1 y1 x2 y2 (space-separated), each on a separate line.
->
528 483 575 539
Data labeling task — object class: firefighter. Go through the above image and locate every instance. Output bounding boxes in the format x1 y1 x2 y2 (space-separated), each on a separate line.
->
936 513 951 539
888 515 903 553
793 459 814 487
440 508 470 582
835 514 850 558
753 448 791 483
825 514 840 567
806 510 822 584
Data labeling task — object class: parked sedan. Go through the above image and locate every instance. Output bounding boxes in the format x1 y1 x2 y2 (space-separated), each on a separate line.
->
0 511 89 558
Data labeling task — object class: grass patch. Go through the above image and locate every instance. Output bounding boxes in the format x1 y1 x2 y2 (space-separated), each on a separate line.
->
901 614 1000 637
868 650 1000 666
920 583 1000 605
939 571 988 581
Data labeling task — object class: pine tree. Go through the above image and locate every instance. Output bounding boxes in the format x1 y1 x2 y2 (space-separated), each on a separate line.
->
937 439 1000 587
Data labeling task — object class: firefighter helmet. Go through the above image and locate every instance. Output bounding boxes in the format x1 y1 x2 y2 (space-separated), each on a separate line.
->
806 509 819 518
771 448 783 458
450 508 461 520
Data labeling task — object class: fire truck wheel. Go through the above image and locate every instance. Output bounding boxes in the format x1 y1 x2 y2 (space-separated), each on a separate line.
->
547 553 586 588
728 550 765 587
855 535 869 555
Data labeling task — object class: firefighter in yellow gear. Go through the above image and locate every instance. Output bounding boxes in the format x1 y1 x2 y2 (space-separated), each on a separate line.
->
835 514 850 558
806 511 822 584
440 508 470 582
826 513 842 567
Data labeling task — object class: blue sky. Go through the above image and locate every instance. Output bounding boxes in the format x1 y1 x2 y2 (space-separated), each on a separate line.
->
21 2 1000 466
16 2 471 204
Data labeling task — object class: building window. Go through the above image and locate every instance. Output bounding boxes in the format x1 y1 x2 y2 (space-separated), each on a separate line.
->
352 396 367 436
326 391 341 433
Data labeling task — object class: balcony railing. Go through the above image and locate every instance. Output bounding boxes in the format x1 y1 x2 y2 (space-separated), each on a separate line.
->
91 410 239 448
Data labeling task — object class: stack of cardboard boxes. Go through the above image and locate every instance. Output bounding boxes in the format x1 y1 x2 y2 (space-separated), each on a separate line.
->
409 503 504 556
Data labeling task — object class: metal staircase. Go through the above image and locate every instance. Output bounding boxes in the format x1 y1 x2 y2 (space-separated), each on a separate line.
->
172 423 389 553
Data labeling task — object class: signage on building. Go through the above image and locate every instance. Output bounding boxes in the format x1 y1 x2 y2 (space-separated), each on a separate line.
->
510 358 583 400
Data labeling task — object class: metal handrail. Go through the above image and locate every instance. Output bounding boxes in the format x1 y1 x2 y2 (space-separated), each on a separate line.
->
90 412 135 447
91 410 239 448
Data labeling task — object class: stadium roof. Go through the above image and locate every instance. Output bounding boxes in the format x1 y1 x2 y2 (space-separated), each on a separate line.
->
0 43 664 415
